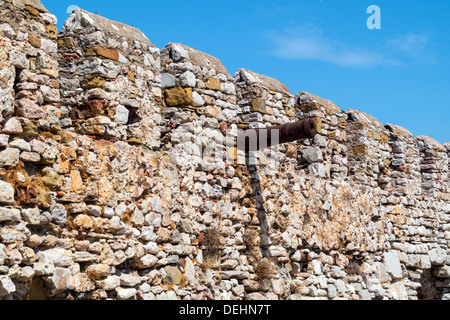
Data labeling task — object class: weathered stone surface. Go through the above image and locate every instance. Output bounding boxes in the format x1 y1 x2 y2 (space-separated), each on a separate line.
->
236 68 292 96
163 266 182 285
302 147 323 164
0 181 15 205
14 99 45 119
0 276 16 298
36 248 72 267
22 207 41 225
165 87 193 106
3 118 23 134
45 267 74 296
61 9 155 46
161 73 176 89
384 251 403 280
50 204 67 226
0 148 20 167
116 287 137 300
0 208 21 223
205 78 221 91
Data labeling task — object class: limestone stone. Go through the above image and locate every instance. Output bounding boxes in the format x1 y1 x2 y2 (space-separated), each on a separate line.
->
45 267 74 296
171 43 189 61
2 118 23 134
180 71 196 87
9 51 29 70
0 181 15 205
302 147 323 163
22 208 41 225
0 276 16 298
0 148 20 167
161 73 176 89
192 92 205 107
116 287 137 300
50 204 67 226
0 208 21 223
384 251 403 280
37 248 72 268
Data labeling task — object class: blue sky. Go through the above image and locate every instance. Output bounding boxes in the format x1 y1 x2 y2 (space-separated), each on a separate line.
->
43 0 449 143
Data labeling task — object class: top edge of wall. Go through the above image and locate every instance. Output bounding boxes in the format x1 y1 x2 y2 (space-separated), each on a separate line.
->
60 8 156 48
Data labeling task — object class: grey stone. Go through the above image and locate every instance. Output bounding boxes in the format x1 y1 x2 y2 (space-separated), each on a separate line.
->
192 92 204 107
0 207 21 222
359 289 372 300
120 99 140 109
21 208 41 226
120 274 142 287
384 251 403 280
33 262 55 276
161 73 176 89
9 51 29 69
15 266 35 282
309 163 326 178
50 204 67 226
0 276 16 298
9 139 31 152
0 23 15 38
36 248 72 268
0 180 15 205
171 44 189 62
73 252 97 263
44 267 74 296
180 71 196 87
41 38 57 55
0 134 9 147
130 254 157 269
0 148 20 167
97 275 120 291
115 105 130 125
40 85 61 103
302 147 323 163
392 141 406 154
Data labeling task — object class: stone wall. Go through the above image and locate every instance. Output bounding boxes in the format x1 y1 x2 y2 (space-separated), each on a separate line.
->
0 0 449 301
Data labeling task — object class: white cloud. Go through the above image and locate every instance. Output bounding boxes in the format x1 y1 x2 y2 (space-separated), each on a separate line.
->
268 27 436 68
384 33 437 65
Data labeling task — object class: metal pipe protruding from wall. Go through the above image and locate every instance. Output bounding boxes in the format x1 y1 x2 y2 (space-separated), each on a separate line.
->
237 118 317 152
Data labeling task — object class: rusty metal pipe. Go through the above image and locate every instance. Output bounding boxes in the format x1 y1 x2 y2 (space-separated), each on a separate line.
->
237 118 317 152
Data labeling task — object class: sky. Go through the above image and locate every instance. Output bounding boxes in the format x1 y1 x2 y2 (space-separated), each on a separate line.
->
42 0 449 143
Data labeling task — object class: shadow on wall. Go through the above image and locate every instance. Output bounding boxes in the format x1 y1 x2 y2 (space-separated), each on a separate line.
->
245 153 270 253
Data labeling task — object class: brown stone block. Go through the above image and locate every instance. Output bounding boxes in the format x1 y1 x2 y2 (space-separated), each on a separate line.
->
251 98 267 114
84 46 119 61
99 47 119 61
25 5 40 16
46 25 57 40
353 145 368 155
16 186 37 205
205 78 221 91
28 34 41 48
165 87 193 106
82 75 106 89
